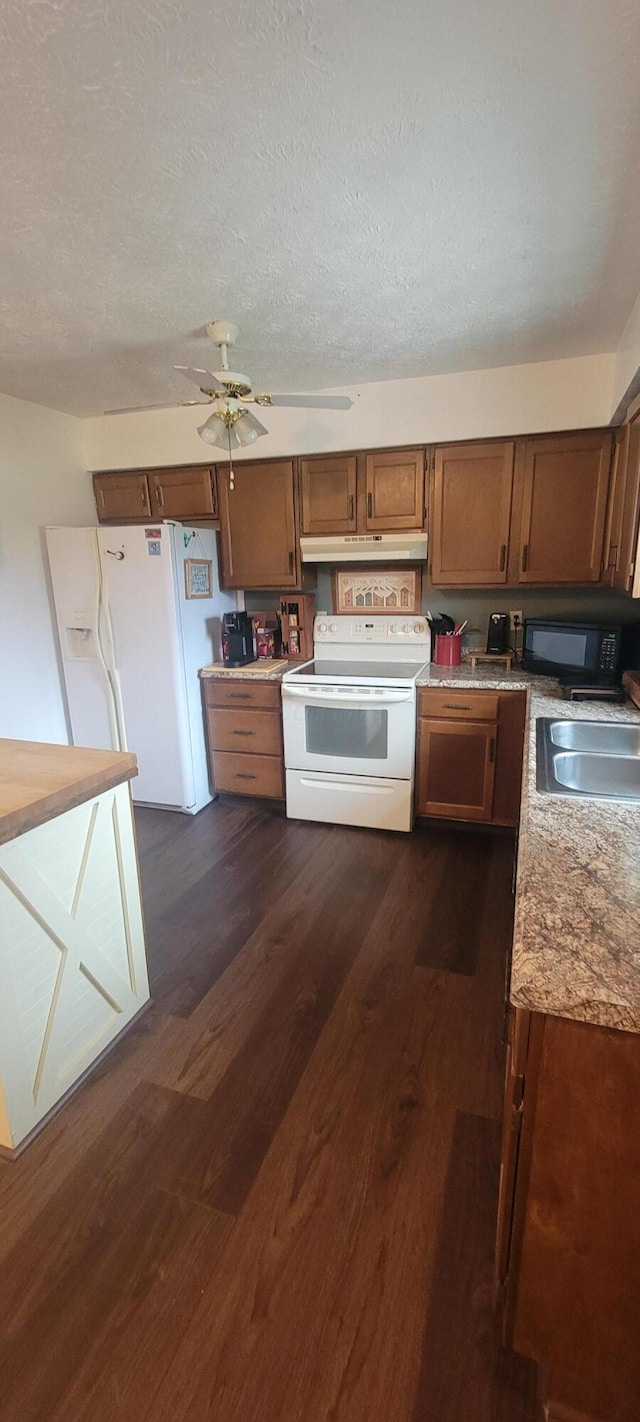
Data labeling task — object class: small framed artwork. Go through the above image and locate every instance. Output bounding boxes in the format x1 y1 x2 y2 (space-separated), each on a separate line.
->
184 557 213 599
332 566 422 615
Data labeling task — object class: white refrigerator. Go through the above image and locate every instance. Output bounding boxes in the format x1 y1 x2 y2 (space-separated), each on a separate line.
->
45 522 237 813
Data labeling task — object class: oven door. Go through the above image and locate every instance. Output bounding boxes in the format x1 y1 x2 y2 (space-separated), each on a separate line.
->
282 683 416 778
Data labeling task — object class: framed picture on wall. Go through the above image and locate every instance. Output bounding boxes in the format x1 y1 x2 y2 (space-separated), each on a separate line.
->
332 566 422 615
184 557 213 599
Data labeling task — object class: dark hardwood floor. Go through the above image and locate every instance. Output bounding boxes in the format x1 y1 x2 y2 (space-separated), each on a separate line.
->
0 800 539 1421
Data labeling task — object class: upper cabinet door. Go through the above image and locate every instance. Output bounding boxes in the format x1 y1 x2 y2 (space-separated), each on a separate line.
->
149 467 217 519
516 431 612 584
218 460 298 589
430 441 515 586
602 424 631 589
93 472 151 522
300 455 357 534
619 415 640 595
365 449 425 530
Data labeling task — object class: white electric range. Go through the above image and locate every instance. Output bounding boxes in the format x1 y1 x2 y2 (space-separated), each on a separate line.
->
282 614 431 832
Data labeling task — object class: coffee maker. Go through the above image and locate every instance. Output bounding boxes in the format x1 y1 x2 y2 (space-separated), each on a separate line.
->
222 612 255 667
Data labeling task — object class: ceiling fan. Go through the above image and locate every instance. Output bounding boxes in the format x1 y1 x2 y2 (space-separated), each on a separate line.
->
105 320 353 487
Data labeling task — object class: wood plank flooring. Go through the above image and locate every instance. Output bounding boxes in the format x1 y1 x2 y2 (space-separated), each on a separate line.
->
0 801 539 1421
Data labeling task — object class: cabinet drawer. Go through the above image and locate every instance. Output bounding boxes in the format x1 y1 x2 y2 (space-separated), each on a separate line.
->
207 707 282 756
418 688 499 721
204 680 282 710
212 751 284 799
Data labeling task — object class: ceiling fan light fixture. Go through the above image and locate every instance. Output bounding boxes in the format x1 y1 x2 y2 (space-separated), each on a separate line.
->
234 408 268 446
197 412 236 448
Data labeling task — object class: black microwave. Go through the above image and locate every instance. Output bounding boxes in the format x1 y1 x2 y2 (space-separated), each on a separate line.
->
522 619 629 682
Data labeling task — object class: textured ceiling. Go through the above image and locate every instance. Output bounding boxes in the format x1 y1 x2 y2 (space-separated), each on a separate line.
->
1 0 640 416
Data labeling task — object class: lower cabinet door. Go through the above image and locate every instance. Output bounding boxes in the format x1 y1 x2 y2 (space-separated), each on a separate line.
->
416 717 497 820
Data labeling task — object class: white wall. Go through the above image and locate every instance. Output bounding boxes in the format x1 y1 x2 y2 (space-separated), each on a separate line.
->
0 392 95 743
83 352 616 471
612 290 640 416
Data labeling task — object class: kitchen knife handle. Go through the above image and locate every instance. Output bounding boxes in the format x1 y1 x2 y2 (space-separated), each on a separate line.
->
499 543 506 572
521 543 529 572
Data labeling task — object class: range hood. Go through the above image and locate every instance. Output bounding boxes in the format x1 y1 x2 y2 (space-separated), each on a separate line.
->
300 532 428 563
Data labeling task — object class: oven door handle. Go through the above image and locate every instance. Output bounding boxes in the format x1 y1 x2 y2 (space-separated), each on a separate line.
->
282 685 414 707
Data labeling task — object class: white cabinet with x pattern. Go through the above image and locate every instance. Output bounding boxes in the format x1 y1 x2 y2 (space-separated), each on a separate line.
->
0 780 149 1153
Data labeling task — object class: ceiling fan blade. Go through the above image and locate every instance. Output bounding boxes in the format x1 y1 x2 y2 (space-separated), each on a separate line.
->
174 364 225 393
258 393 353 410
104 399 209 416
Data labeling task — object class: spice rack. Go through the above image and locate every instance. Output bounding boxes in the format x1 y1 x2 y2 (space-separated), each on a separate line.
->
279 594 315 661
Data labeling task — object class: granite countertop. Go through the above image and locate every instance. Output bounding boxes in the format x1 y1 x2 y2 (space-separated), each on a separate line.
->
200 661 294 682
0 739 138 847
419 664 640 1032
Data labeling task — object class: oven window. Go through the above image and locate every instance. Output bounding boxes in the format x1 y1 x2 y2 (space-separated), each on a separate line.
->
305 705 388 759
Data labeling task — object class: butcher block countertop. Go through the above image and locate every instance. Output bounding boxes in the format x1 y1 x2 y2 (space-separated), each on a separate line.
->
0 740 138 847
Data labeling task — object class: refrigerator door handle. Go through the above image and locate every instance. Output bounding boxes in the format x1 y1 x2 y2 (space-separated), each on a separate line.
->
95 532 128 751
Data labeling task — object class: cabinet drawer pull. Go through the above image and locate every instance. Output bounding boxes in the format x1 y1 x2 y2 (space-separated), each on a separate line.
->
443 702 473 710
231 729 255 737
489 735 496 764
288 550 294 575
367 492 373 519
608 542 618 571
521 543 529 572
499 543 506 572
348 494 354 521
139 484 146 506
228 692 251 700
234 772 257 781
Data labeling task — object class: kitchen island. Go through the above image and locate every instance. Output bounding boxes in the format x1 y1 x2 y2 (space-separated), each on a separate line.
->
0 739 149 1155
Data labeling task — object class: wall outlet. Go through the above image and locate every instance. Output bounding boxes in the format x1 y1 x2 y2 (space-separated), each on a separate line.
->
509 610 523 629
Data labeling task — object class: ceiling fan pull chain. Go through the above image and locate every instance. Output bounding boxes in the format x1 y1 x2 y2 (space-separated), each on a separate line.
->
227 424 235 491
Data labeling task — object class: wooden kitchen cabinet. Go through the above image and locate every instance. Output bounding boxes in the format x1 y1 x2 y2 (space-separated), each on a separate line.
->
203 678 284 799
148 466 217 520
514 429 612 584
416 688 526 827
416 716 497 821
93 471 151 522
606 409 640 595
497 1009 640 1422
364 448 425 530
93 465 217 523
217 459 301 589
300 455 357 534
430 441 515 585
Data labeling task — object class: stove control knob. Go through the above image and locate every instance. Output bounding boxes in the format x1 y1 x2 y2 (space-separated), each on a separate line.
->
317 622 328 634
329 623 338 633
389 624 398 634
403 623 412 633
414 623 423 633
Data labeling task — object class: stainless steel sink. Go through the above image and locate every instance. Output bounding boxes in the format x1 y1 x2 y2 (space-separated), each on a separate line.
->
537 718 640 801
549 720 640 756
